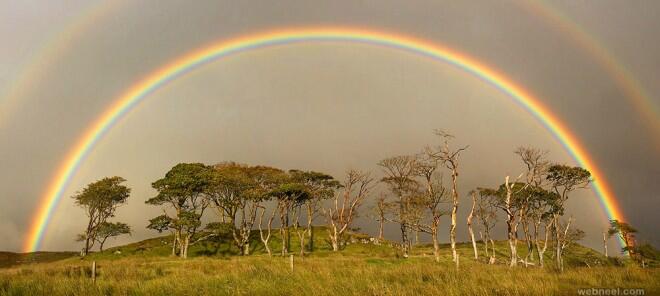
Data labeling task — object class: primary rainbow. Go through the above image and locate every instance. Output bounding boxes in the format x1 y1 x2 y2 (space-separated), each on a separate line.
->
23 27 626 252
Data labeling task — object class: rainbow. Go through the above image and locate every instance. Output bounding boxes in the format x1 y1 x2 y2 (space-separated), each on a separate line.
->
23 27 626 252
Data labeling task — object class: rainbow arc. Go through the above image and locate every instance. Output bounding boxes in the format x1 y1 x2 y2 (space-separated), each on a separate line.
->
23 27 626 252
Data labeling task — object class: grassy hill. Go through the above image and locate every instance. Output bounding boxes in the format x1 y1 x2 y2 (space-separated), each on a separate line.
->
1 227 658 295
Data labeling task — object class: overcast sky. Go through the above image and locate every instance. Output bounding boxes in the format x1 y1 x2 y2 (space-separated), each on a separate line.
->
0 0 658 253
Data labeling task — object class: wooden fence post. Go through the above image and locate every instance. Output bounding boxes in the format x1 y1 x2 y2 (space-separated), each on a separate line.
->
289 254 294 272
91 261 96 283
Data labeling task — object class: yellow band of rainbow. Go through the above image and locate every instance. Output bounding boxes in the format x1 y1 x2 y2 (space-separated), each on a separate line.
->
23 27 626 252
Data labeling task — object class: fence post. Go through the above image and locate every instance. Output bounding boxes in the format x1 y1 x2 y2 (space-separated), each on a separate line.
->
91 261 96 283
289 254 294 272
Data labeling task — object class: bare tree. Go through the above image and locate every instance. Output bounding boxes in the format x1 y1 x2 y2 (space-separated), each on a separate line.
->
427 130 468 262
370 193 390 243
378 155 418 258
324 170 375 251
411 155 449 262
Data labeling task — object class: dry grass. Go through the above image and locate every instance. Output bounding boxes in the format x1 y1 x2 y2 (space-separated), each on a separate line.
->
1 254 658 296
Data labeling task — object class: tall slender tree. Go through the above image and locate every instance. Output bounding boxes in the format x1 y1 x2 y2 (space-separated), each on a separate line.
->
427 130 468 262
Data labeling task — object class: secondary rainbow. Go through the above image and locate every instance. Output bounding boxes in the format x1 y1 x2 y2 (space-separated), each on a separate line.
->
23 27 626 252
518 0 660 147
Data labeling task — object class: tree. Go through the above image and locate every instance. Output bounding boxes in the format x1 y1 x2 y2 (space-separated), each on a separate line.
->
608 219 638 258
370 193 390 242
269 181 311 255
378 155 418 258
467 191 478 260
476 188 498 263
426 130 468 263
515 147 550 265
493 176 526 267
525 187 560 267
146 163 211 259
290 170 341 252
95 222 131 252
324 169 374 251
547 164 591 271
257 205 277 257
206 162 258 256
72 176 130 256
411 154 449 262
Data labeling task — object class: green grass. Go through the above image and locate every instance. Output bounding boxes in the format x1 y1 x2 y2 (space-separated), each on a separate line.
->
1 228 658 295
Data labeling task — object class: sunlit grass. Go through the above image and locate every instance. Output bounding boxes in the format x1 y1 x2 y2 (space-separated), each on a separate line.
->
1 228 657 295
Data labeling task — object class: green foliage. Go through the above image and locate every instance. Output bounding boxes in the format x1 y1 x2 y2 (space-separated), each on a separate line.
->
95 222 130 242
146 215 173 233
72 176 130 209
546 165 591 196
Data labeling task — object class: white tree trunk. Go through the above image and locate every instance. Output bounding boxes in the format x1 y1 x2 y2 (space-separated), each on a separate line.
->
467 192 478 260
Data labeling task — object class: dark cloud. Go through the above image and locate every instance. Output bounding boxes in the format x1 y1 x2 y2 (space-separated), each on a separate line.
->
0 0 657 252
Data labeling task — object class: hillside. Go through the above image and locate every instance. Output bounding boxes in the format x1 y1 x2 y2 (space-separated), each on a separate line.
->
1 228 657 295
1 227 618 267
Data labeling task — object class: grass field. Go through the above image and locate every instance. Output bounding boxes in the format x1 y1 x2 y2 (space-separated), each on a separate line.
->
1 228 658 295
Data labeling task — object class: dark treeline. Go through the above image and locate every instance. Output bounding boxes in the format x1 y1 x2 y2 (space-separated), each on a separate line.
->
71 130 653 270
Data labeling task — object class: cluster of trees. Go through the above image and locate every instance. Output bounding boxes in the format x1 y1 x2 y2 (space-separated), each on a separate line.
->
71 130 653 270
142 162 374 259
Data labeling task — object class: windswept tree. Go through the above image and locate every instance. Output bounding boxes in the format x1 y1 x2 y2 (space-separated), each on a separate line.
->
206 162 259 256
290 170 341 252
248 166 287 257
378 155 418 258
547 164 591 271
95 222 131 252
526 187 560 267
427 130 468 262
72 176 130 256
146 163 211 259
324 169 374 251
608 220 638 258
269 181 311 255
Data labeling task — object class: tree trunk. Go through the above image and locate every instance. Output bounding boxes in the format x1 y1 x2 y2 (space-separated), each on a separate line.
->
522 219 533 265
603 231 608 258
505 176 517 267
378 218 384 241
400 218 409 258
554 215 562 271
432 224 440 263
449 171 459 262
467 192 478 260
306 204 314 252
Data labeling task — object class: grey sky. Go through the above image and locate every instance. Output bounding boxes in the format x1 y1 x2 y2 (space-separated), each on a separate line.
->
0 0 658 253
